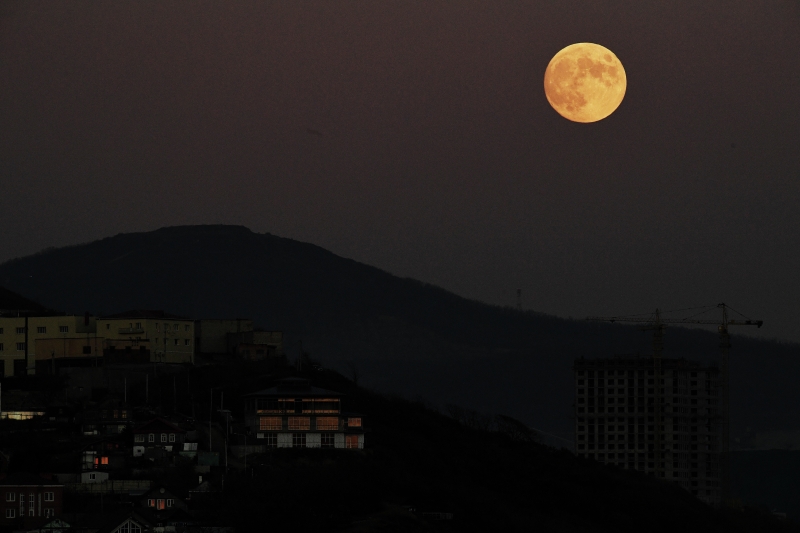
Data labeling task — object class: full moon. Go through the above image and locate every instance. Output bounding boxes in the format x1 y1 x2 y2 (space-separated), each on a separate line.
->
544 43 626 123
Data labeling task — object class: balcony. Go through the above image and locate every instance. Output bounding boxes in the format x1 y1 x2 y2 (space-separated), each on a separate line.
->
118 328 145 334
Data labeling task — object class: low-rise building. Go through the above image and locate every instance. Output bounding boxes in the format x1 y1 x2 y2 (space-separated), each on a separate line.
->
98 311 194 365
0 473 64 526
195 319 253 355
132 418 187 457
0 314 96 376
243 378 364 449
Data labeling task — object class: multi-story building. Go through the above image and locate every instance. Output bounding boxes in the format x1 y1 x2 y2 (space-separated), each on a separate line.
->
98 311 194 365
194 319 253 355
0 473 63 526
243 378 364 449
573 356 722 505
0 314 97 377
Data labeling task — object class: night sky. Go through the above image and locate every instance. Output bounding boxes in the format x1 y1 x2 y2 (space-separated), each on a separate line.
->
2 1 799 341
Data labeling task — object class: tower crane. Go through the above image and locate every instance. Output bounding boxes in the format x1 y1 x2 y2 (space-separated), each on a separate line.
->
586 303 762 501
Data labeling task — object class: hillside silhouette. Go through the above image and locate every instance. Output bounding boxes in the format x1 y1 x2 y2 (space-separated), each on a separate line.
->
0 225 798 441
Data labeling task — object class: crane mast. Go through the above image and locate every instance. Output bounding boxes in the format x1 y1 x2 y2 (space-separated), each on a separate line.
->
587 303 762 503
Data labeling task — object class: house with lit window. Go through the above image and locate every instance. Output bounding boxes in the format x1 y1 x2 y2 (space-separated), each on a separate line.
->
0 473 63 527
243 378 364 449
82 401 133 435
132 418 187 458
139 484 188 513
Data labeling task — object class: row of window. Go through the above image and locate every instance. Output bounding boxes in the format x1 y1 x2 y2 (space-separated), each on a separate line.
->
0 326 71 335
153 338 191 346
146 498 174 510
577 370 706 378
0 343 25 351
134 433 177 443
5 492 55 502
5 508 56 518
257 433 360 448
259 416 361 431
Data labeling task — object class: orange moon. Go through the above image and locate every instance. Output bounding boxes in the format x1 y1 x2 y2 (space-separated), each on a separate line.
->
544 43 626 123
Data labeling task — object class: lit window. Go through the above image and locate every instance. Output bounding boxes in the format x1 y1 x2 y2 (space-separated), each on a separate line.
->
147 499 155 508
346 435 360 449
157 499 165 510
288 417 310 430
113 410 119 419
122 411 128 419
168 434 175 442
259 417 281 431
316 417 338 430
348 417 362 428
44 492 53 502
101 456 109 465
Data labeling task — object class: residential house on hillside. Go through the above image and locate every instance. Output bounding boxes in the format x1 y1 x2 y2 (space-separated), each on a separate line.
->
132 418 187 458
99 311 194 365
139 484 188 513
243 378 364 449
82 401 132 435
0 473 63 527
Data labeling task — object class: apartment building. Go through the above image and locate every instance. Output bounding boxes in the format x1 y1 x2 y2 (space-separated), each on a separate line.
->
0 473 63 526
0 314 96 377
243 378 364 449
98 311 194 365
573 356 722 505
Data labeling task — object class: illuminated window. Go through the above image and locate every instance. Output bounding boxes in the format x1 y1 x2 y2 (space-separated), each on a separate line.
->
101 456 109 465
259 417 282 431
288 417 310 430
292 433 306 447
321 434 335 448
147 499 155 508
316 417 338 430
122 411 128 419
348 417 362 428
346 435 359 449
157 499 165 510
113 410 119 419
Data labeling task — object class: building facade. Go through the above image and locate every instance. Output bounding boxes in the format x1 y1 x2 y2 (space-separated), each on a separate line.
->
573 356 722 505
0 473 64 526
98 311 194 365
243 378 364 449
194 319 253 355
0 314 97 376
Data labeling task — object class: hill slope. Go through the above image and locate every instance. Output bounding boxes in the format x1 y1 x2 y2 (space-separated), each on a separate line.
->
0 225 799 441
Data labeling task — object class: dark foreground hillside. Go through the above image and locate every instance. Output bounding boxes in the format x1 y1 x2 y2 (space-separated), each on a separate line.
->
193 363 796 532
1 225 799 443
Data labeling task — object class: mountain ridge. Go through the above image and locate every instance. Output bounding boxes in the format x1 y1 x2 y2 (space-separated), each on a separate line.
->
1 224 799 441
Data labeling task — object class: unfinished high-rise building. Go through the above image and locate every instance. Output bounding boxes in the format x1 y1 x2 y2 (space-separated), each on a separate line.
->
573 356 722 505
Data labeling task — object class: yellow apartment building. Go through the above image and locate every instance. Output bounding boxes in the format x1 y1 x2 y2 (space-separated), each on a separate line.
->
97 311 194 365
0 315 97 376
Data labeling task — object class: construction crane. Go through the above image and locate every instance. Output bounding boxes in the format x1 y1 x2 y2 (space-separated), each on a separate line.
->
587 303 762 501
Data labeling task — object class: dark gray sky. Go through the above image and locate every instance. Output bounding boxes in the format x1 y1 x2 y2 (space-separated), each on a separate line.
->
2 1 799 341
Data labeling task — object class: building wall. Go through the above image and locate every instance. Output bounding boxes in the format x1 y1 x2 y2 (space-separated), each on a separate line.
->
0 484 63 524
35 337 105 361
573 357 722 505
97 318 194 364
195 319 253 355
0 315 96 376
